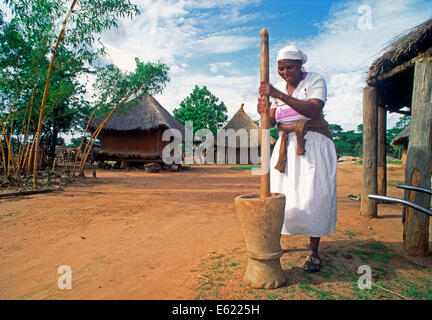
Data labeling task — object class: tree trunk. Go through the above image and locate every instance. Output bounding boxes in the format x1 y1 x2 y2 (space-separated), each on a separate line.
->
403 57 432 257
361 86 378 218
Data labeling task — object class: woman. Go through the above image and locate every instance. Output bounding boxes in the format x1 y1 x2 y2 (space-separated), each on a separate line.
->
257 45 337 273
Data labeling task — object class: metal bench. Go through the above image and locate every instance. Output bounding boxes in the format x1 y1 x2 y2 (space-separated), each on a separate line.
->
368 184 432 217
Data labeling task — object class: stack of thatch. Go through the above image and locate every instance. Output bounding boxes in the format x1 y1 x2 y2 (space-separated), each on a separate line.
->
89 93 184 135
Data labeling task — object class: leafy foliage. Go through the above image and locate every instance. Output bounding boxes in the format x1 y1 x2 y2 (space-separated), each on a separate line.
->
329 124 363 157
92 58 170 117
386 115 411 158
173 85 228 135
329 115 411 158
0 0 141 170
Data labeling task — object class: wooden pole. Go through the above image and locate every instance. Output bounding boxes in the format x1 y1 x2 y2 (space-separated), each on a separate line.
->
260 29 271 198
403 56 432 257
377 95 387 196
360 86 378 218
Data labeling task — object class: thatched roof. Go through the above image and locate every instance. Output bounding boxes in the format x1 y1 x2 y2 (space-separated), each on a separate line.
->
391 125 411 146
89 93 184 136
224 104 260 132
216 104 276 148
368 18 432 81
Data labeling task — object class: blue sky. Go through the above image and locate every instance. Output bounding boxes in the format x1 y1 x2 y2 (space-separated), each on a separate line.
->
99 0 431 131
5 0 432 133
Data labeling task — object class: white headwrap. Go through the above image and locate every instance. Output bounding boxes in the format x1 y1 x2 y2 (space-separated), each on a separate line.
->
277 45 308 64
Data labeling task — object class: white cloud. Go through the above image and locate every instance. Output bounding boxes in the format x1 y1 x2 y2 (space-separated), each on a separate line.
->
272 0 432 130
209 62 232 73
100 0 259 71
154 69 257 119
99 0 430 131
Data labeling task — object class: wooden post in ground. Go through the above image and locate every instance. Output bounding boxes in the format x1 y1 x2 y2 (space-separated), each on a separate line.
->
377 96 387 196
259 29 270 198
402 56 432 257
361 86 378 218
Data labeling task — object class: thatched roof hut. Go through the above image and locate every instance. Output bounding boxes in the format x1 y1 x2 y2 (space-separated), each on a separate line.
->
361 18 432 255
391 125 411 146
89 93 184 164
366 18 432 113
89 93 184 135
215 104 275 165
217 104 276 148
368 18 432 81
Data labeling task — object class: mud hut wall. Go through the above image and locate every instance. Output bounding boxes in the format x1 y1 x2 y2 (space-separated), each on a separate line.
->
100 130 167 154
219 147 259 165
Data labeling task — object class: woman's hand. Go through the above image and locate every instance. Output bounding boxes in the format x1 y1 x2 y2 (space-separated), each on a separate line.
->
257 96 271 114
259 81 278 98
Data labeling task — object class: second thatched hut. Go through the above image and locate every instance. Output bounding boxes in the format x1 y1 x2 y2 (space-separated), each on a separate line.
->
216 104 275 165
89 93 184 167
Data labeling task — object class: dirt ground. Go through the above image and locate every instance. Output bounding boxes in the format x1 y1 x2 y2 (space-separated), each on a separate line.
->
0 162 431 300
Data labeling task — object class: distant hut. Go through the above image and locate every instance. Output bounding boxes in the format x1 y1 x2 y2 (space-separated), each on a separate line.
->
361 18 431 257
216 104 275 165
391 125 411 167
89 93 184 166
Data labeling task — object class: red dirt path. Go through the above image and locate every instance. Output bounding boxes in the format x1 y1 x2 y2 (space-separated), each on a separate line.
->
0 162 430 299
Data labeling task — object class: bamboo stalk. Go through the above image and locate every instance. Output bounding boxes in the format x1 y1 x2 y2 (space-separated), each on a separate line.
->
32 0 78 188
27 137 36 172
6 110 16 174
17 81 37 173
72 109 96 176
0 123 6 175
1 87 24 175
14 101 30 174
78 74 153 176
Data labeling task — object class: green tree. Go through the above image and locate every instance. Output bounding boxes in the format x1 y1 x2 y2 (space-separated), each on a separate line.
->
329 124 363 157
386 115 411 158
77 58 169 175
0 0 140 177
173 85 228 135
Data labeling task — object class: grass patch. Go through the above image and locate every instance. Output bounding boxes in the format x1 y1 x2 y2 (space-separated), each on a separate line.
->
355 160 402 165
0 212 16 220
345 230 356 239
298 284 336 300
388 180 405 186
192 243 432 300
348 241 393 264
229 165 259 171
358 240 393 263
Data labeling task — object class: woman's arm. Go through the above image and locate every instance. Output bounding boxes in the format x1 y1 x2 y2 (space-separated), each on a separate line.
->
259 81 324 119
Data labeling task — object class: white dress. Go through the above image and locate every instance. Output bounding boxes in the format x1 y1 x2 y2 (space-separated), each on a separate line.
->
270 72 337 237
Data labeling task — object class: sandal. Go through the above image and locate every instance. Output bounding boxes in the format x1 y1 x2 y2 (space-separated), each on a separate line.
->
303 255 321 273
